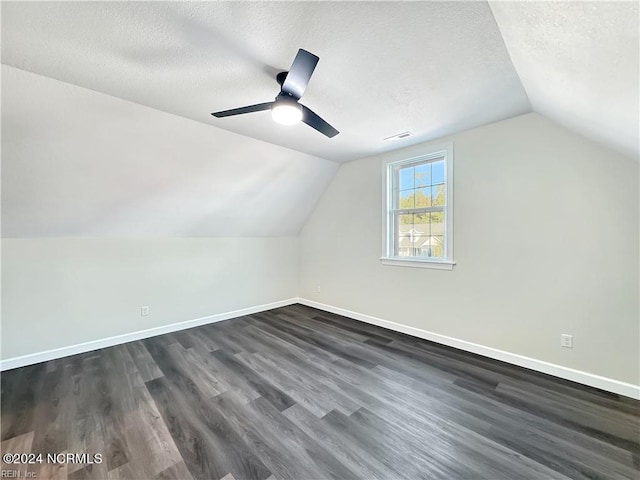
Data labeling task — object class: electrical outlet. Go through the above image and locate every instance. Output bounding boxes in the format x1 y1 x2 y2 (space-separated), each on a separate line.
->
315 284 321 294
560 334 573 348
141 306 150 317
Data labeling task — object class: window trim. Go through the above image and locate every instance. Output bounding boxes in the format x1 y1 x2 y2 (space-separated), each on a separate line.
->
380 143 455 270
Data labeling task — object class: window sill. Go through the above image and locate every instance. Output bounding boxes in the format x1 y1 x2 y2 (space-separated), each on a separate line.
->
379 257 456 270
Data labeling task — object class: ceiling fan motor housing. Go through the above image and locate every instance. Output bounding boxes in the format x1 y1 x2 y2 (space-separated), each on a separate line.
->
276 71 288 86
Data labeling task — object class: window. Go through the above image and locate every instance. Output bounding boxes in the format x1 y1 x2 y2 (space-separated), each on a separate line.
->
381 144 455 270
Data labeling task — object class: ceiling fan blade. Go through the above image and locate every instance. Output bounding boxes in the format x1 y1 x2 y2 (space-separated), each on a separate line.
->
301 105 339 138
281 49 319 100
211 102 273 118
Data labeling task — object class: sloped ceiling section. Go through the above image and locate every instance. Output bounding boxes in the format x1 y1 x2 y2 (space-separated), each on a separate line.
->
1 66 339 237
1 1 530 163
490 1 639 161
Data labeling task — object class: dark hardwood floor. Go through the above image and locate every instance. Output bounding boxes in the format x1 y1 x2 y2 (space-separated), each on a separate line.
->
1 304 639 480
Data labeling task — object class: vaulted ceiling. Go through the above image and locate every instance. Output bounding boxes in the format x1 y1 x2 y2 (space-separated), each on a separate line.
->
2 1 531 163
489 1 638 161
2 65 339 237
1 2 637 237
2 2 636 162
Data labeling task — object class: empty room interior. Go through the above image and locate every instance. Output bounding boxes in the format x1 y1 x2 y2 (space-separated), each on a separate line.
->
1 1 639 479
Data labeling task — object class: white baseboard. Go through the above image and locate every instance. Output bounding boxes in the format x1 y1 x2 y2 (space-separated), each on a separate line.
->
0 298 298 371
297 298 640 400
3 296 638 400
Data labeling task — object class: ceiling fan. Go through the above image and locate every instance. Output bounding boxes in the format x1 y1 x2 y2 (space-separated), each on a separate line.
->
211 49 339 138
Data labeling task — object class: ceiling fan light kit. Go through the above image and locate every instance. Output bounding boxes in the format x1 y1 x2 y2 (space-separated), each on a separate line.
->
271 96 303 125
212 49 339 138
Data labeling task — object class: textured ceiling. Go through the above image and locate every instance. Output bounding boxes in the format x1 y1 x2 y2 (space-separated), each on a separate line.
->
1 1 531 163
489 1 639 161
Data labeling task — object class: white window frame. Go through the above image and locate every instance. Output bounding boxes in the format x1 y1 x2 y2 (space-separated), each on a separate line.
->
380 143 455 270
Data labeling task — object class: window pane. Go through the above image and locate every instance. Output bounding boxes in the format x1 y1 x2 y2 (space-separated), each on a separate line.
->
399 189 415 208
431 160 445 184
415 187 429 207
427 212 445 258
394 213 434 258
414 163 430 187
407 225 424 245
398 166 414 190
430 235 444 258
396 213 414 257
412 213 429 257
414 213 428 240
413 212 429 226
395 213 411 256
398 213 413 226
430 211 444 236
432 183 445 206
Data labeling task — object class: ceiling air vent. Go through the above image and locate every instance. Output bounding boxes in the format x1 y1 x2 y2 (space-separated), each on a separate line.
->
384 131 413 142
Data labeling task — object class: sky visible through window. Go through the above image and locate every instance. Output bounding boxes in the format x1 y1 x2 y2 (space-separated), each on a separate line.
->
399 160 444 189
396 160 445 209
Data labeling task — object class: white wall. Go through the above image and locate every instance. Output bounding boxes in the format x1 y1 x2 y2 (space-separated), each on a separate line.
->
1 237 297 360
2 62 638 391
1 66 315 362
299 113 639 385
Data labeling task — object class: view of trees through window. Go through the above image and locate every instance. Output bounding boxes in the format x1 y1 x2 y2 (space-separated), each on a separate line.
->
393 159 446 258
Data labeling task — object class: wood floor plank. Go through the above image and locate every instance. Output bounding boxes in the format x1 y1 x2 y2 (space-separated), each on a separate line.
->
1 304 638 480
143 339 224 400
496 382 640 441
320 408 438 479
148 333 260 403
125 342 163 382
233 352 332 418
212 392 358 480
202 323 251 354
210 350 295 412
452 374 640 454
189 352 261 404
1 430 35 479
259 316 379 369
372 363 639 474
102 346 182 477
352 405 574 480
400 333 637 412
146 376 271 480
183 331 220 355
29 361 69 454
282 404 400 480
242 351 360 417
37 459 68 480
278 311 371 344
367 337 502 388
311 314 394 344
247 321 342 364
290 359 543 479
154 461 194 480
1 363 45 441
